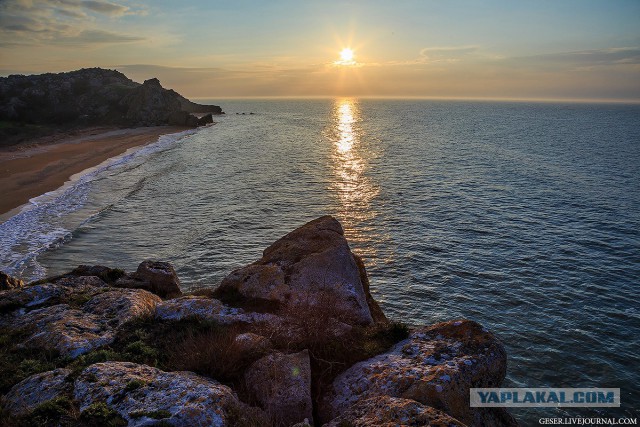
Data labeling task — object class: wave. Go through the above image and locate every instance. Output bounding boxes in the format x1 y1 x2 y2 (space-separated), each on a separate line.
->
0 128 198 281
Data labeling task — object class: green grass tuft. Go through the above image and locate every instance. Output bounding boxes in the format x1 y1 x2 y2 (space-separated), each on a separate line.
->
79 402 126 426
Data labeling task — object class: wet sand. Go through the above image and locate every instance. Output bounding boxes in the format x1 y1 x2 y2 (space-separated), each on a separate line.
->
0 126 189 219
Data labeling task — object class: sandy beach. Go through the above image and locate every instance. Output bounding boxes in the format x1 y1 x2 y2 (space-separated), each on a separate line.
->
0 126 189 219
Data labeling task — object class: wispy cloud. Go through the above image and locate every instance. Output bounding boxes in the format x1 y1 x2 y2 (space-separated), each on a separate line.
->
0 0 146 46
415 45 481 64
516 47 640 66
81 1 130 16
55 29 145 45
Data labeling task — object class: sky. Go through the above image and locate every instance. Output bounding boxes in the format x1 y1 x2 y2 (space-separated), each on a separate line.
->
1 0 639 101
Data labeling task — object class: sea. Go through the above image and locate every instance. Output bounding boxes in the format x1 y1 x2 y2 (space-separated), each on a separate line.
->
1 99 639 423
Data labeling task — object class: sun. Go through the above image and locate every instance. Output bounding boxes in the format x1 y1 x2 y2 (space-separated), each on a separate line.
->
340 48 354 62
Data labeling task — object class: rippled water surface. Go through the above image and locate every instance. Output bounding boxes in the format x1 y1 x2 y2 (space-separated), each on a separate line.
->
2 99 639 422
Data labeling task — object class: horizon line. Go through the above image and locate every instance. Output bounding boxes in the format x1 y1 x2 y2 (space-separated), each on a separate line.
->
190 95 640 105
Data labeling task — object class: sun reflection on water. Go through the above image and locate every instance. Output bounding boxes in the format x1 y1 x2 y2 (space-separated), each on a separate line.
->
327 98 381 262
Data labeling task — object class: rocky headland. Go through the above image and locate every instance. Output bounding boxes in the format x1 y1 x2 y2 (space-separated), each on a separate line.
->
0 68 222 147
0 216 518 426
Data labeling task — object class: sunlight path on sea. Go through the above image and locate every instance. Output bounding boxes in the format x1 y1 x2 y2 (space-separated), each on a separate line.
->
325 99 381 262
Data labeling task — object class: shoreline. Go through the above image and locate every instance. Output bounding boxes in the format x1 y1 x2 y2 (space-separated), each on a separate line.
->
0 126 191 220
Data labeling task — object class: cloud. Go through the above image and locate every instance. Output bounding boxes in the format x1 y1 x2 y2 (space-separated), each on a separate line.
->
55 29 145 45
517 47 640 66
420 46 479 60
81 1 130 16
362 45 482 67
0 0 146 46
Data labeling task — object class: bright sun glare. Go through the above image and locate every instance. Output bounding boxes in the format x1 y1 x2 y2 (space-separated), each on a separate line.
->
340 48 354 62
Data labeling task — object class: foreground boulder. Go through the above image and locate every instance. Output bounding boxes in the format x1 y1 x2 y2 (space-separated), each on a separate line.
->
217 216 375 324
75 361 267 426
1 285 160 358
2 369 72 416
244 350 313 426
321 320 516 426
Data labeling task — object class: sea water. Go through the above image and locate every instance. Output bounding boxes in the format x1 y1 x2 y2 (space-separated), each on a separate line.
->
1 99 639 422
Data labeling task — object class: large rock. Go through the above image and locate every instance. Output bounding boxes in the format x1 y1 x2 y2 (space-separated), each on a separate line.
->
83 288 161 325
0 283 72 315
75 361 267 426
197 113 214 126
19 304 113 357
244 350 313 426
321 320 515 426
0 271 24 290
115 260 182 299
67 264 125 284
155 295 279 324
168 110 201 127
10 288 160 357
2 369 72 416
217 216 374 324
323 396 466 427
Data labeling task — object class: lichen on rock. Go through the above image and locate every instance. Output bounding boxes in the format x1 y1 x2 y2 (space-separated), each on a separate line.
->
3 285 160 358
2 368 72 417
75 361 267 426
324 395 467 427
321 319 517 426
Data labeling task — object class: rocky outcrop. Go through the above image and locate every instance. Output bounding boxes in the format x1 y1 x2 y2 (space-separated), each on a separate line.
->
120 77 182 126
0 271 24 290
74 361 268 426
168 109 199 127
197 113 214 126
217 216 375 325
0 68 223 145
324 396 466 427
0 217 518 426
1 283 160 358
0 282 75 313
244 350 313 426
2 369 72 416
115 260 182 299
320 319 516 426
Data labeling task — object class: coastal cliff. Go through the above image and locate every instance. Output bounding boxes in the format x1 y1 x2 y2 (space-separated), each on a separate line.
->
0 216 517 426
0 68 222 146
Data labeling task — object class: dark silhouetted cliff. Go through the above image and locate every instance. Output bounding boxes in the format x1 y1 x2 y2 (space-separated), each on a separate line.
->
0 68 222 145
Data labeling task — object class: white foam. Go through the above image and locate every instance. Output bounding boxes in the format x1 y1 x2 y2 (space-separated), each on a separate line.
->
0 128 198 281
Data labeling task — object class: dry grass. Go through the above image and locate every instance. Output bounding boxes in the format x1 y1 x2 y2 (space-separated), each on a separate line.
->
166 323 268 384
253 289 409 420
